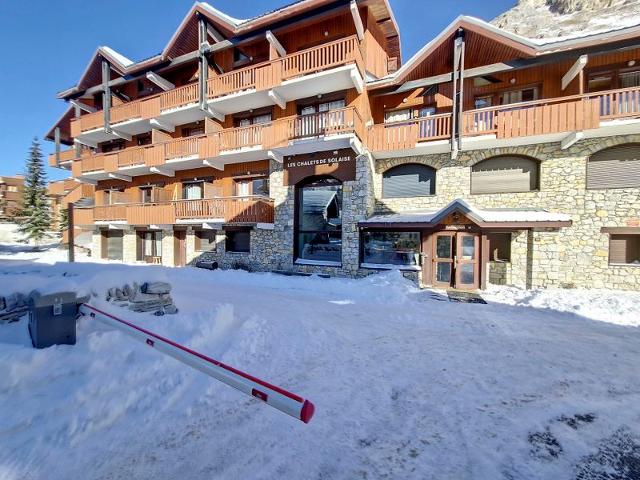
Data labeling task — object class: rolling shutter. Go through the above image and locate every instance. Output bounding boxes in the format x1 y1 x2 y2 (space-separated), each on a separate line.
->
471 156 539 194
587 144 640 189
382 164 436 198
106 231 123 260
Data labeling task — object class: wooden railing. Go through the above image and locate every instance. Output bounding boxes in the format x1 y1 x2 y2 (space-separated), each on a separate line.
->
280 35 363 80
160 82 199 111
111 101 141 124
63 183 94 206
207 35 363 98
368 113 453 151
588 86 640 119
73 196 274 225
72 107 364 175
70 111 103 136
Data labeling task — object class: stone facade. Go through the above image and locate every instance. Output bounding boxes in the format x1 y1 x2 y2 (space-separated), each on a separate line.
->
92 135 640 291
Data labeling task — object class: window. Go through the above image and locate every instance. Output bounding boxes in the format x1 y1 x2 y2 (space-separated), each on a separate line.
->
138 231 162 261
587 144 640 189
226 229 250 253
234 177 269 197
609 234 640 265
296 177 342 264
474 95 493 109
488 233 511 262
361 231 421 267
382 164 436 198
296 99 346 137
588 72 613 92
384 108 411 124
182 181 203 200
499 87 538 105
105 188 126 205
183 125 204 137
140 187 153 203
195 230 216 252
101 141 125 153
7 186 17 192
102 231 123 260
471 156 539 194
137 134 152 146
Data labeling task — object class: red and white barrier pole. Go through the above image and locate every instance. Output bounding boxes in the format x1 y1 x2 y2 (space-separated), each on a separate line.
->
78 304 315 424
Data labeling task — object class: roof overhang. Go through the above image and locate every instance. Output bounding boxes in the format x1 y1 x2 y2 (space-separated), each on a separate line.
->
359 199 572 229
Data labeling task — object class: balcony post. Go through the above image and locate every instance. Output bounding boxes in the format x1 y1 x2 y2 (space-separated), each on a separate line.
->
54 127 61 165
197 14 209 111
73 103 82 158
102 59 111 132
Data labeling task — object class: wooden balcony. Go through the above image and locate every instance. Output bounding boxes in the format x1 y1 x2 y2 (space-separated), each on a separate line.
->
72 107 362 176
48 148 80 167
73 196 274 226
369 86 640 153
69 36 363 136
368 113 452 151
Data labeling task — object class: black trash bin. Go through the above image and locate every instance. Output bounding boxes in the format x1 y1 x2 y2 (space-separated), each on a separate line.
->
28 292 79 349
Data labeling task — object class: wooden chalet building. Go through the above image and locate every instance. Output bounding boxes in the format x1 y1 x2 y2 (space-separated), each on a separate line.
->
46 1 640 290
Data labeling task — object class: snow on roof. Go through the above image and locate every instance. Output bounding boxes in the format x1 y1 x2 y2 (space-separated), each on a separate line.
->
198 2 246 26
100 46 133 67
361 199 572 225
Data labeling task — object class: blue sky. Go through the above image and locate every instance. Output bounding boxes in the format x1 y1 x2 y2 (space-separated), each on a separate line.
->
0 0 515 180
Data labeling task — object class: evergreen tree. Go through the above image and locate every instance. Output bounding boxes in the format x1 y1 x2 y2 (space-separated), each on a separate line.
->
59 207 69 232
18 138 51 245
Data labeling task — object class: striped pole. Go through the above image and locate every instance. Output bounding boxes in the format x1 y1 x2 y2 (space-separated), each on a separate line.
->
79 304 315 424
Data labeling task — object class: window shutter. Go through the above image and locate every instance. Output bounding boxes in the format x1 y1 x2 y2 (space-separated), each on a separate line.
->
106 231 124 260
471 156 539 194
382 164 436 198
609 235 629 264
587 144 640 189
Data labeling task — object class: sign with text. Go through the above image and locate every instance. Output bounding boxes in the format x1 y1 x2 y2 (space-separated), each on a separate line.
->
283 149 356 185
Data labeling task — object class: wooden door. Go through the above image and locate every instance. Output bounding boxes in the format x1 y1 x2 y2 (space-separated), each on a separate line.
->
455 233 480 290
432 232 455 288
174 230 186 267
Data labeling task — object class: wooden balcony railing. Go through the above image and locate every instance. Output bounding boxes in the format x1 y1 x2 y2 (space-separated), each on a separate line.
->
207 35 363 98
73 196 274 226
63 183 94 206
368 113 453 151
69 37 363 136
71 108 363 175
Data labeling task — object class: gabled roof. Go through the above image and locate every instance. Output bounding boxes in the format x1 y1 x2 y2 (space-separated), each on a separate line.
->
360 199 572 228
368 15 640 89
59 0 400 99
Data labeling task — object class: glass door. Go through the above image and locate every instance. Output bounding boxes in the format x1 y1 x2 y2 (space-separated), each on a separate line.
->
455 233 479 289
432 232 455 288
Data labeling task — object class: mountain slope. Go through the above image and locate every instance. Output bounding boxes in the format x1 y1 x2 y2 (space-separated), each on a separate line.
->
492 0 640 41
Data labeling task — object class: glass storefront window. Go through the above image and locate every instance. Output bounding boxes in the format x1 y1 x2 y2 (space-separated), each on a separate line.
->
296 177 342 263
362 231 421 266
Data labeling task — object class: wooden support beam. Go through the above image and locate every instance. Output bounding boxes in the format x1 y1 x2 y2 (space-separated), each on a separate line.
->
267 150 283 163
350 1 364 41
266 30 286 57
561 131 584 150
75 138 97 149
350 68 364 93
111 129 132 141
203 106 224 122
108 173 132 182
70 99 97 113
149 118 175 132
146 72 175 91
562 55 588 90
268 89 286 109
206 23 225 43
149 166 175 177
203 159 224 170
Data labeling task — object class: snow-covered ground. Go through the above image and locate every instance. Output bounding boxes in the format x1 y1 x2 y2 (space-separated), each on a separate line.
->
0 245 639 479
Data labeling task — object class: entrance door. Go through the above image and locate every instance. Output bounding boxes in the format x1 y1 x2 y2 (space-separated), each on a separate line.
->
174 230 186 267
431 232 480 289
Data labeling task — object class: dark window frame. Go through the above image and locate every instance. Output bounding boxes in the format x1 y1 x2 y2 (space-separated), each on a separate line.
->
294 176 343 265
360 230 422 269
225 229 251 253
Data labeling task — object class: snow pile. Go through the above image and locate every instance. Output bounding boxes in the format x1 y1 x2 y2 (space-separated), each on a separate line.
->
0 252 639 479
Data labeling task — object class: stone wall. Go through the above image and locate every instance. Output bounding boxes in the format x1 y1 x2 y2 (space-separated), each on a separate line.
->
373 135 640 290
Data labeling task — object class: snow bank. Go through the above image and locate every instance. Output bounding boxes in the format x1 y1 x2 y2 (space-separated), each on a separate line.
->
0 252 638 479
